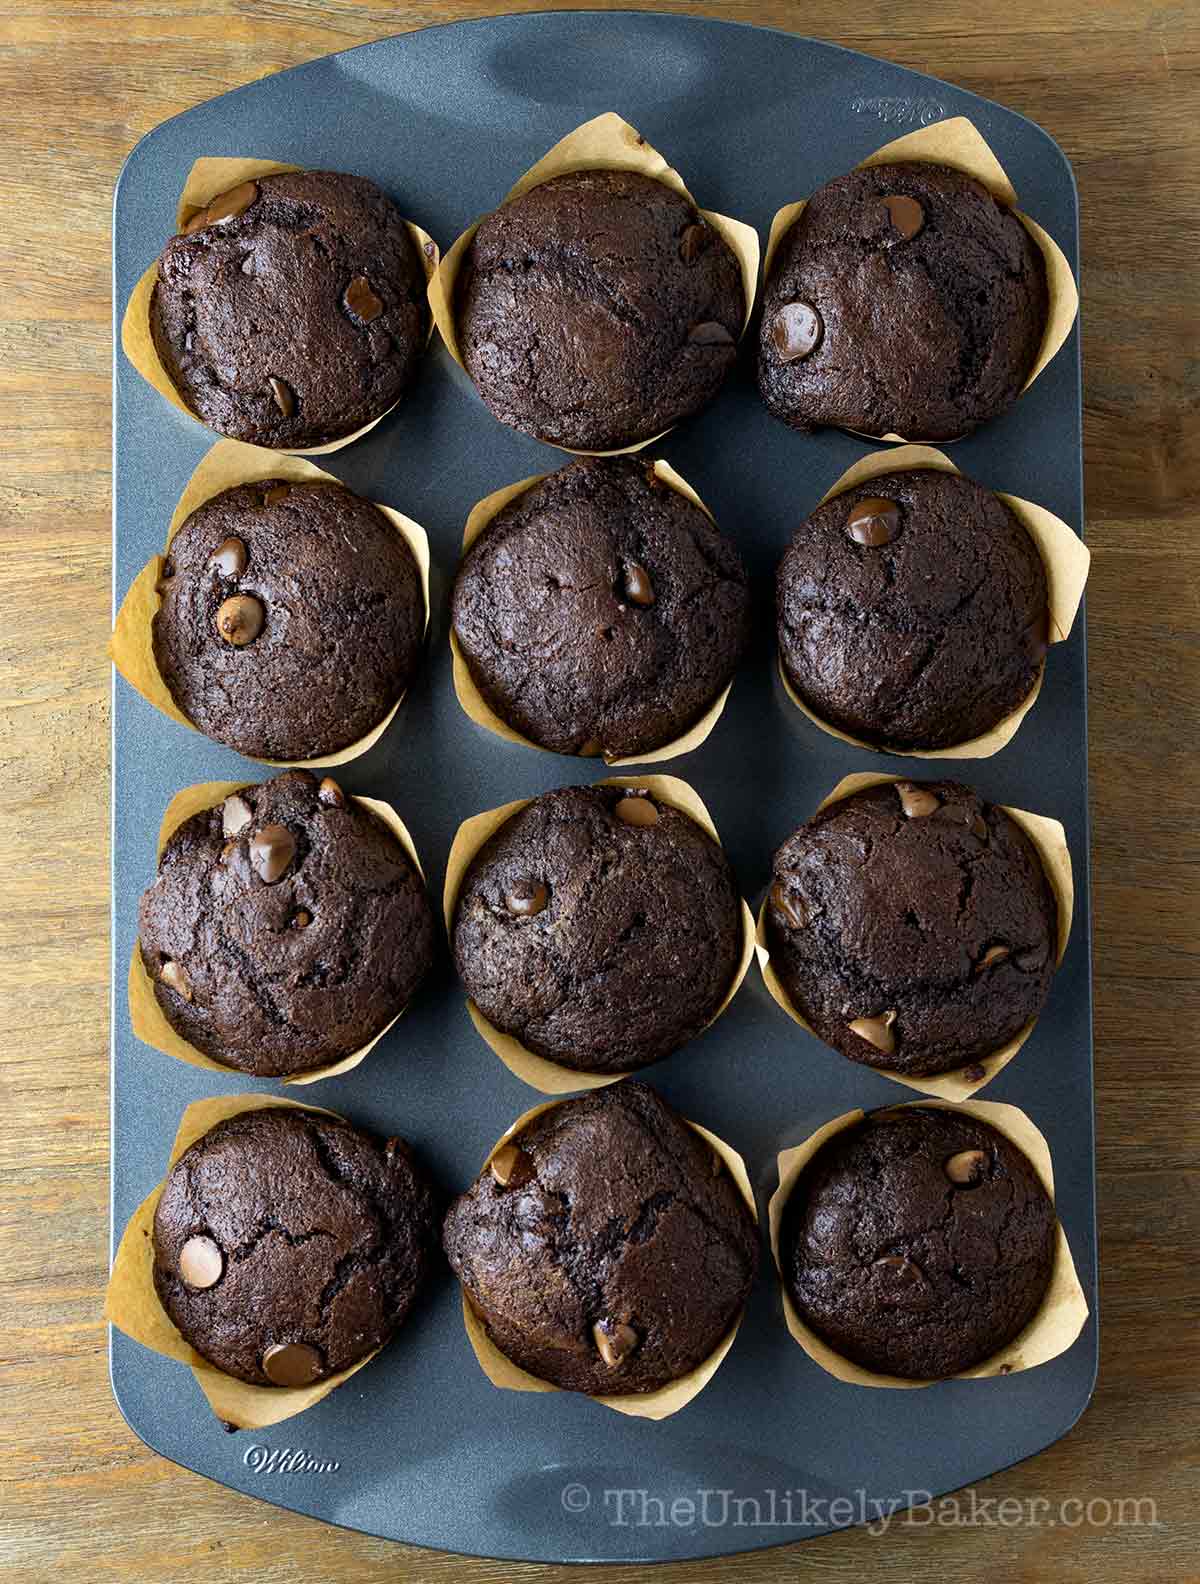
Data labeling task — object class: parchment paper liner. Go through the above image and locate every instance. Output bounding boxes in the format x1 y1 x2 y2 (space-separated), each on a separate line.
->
767 1098 1088 1387
443 774 757 1093
457 1096 757 1418
121 158 440 455
129 779 427 1086
109 437 432 769
450 459 734 765
105 1093 383 1429
755 771 1074 1100
777 444 1090 759
428 112 760 457
762 117 1079 443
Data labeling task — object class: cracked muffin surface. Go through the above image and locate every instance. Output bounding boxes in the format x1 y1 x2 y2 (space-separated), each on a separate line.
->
776 468 1049 752
757 161 1048 440
765 780 1057 1078
138 769 435 1077
456 168 745 451
451 784 743 1074
153 479 425 761
442 1081 759 1394
452 456 749 758
782 1107 1056 1378
153 1106 438 1385
150 169 429 448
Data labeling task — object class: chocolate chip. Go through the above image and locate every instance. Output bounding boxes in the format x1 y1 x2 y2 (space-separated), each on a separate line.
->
249 824 296 884
489 1143 534 1189
592 1319 639 1369
262 1341 322 1387
871 1254 930 1305
241 255 255 276
614 795 658 828
896 781 939 819
935 802 988 842
210 536 247 578
179 1234 223 1289
679 222 709 263
344 274 384 323
975 944 1011 972
221 794 253 837
291 909 311 930
214 594 264 646
962 1063 987 1082
204 180 259 226
623 563 654 606
505 882 548 918
945 1148 988 1186
882 193 924 241
1015 944 1050 973
317 776 344 808
263 484 290 507
159 959 192 1001
688 320 735 347
267 376 295 417
847 496 901 546
770 880 807 930
771 301 822 362
847 1010 897 1054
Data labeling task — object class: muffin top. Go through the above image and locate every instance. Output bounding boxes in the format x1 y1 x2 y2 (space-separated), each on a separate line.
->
443 1081 759 1394
766 780 1057 1079
758 162 1048 440
138 770 435 1077
150 170 430 448
153 1106 438 1386
782 1107 1056 1378
153 479 425 761
452 784 743 1073
452 457 750 759
456 169 745 451
776 468 1048 751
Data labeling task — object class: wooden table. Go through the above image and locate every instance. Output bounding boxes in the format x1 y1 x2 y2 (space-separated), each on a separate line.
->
2 2 1196 1579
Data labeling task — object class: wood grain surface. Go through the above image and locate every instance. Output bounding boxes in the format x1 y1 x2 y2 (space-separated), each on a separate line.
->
0 2 1197 1580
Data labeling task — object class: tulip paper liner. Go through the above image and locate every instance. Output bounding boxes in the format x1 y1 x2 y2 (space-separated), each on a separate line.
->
762 117 1079 443
129 778 427 1086
767 1098 1089 1388
450 459 735 765
755 771 1074 1100
121 157 440 455
428 112 761 456
776 444 1091 759
457 1097 757 1419
109 437 431 769
105 1093 383 1429
443 774 757 1094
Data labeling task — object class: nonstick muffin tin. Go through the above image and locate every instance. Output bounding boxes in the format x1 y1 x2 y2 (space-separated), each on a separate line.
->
111 13 1095 1563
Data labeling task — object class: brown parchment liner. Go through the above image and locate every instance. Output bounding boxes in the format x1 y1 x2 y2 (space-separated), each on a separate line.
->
105 1092 384 1429
427 112 761 457
129 779 427 1087
443 774 757 1094
762 117 1079 443
776 443 1091 760
450 459 734 765
767 1098 1088 1388
109 437 432 769
755 771 1074 1100
121 157 440 456
457 1097 757 1418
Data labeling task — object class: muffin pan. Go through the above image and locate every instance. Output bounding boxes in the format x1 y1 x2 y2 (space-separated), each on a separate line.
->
111 13 1095 1564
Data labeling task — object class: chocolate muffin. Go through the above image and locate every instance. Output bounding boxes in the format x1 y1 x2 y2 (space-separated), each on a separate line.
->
452 457 749 759
150 170 430 448
138 770 435 1077
452 784 744 1073
153 1106 438 1386
766 780 1057 1079
758 162 1048 440
781 1106 1056 1378
456 169 745 451
153 479 425 761
776 469 1049 751
443 1082 759 1394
